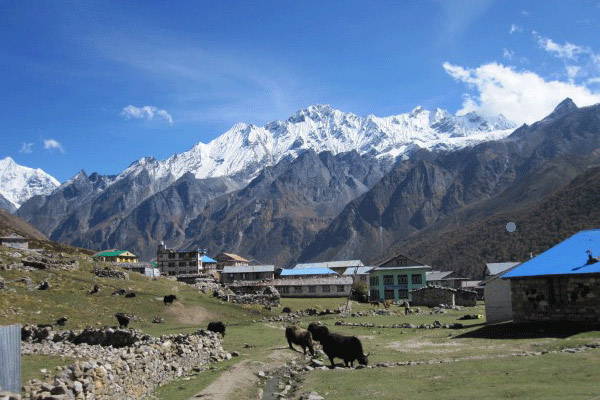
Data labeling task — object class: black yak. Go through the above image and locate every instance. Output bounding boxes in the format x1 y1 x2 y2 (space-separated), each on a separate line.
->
115 313 135 328
308 322 329 342
282 307 292 313
163 294 177 305
285 325 315 356
207 321 226 337
88 284 100 294
125 292 136 298
320 331 369 367
55 317 68 326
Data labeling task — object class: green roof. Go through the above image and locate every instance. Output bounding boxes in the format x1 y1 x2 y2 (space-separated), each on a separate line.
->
93 250 127 257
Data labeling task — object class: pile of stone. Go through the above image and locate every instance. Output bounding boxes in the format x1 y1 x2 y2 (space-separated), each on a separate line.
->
214 286 281 308
194 279 221 293
21 327 228 400
0 390 21 400
431 304 466 314
334 320 464 330
22 254 79 271
257 307 348 323
93 266 129 280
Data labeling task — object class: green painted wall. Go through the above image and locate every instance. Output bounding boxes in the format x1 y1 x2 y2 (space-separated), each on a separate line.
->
368 267 428 301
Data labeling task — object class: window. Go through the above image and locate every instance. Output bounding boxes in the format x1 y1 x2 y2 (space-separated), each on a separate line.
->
280 286 289 294
309 286 316 293
383 275 394 285
370 276 379 286
179 253 186 258
189 261 196 266
411 274 422 284
179 261 186 267
384 289 395 299
370 289 380 300
168 262 175 268
337 285 345 292
360 275 366 282
398 290 408 299
168 253 175 259
294 286 303 293
397 274 408 284
323 285 330 293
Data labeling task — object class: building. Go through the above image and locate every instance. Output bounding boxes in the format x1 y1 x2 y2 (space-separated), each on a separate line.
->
156 243 212 276
483 262 521 280
273 276 353 298
483 263 521 324
215 253 250 272
342 266 374 284
293 260 363 275
503 230 600 324
411 286 477 307
369 254 430 301
0 234 29 250
222 265 275 284
93 250 138 263
425 270 469 288
279 268 338 279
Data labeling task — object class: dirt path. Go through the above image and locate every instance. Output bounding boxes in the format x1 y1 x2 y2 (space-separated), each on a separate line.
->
165 301 214 325
189 347 297 400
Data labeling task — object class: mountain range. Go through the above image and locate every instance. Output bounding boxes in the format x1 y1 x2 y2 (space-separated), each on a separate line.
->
8 105 514 261
6 99 600 276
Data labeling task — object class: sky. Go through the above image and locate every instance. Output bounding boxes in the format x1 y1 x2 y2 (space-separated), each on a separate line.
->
1 0 600 182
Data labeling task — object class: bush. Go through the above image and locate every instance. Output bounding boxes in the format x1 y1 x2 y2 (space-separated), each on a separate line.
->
351 281 368 302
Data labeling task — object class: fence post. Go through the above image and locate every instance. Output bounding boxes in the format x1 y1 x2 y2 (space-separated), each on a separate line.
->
0 324 21 394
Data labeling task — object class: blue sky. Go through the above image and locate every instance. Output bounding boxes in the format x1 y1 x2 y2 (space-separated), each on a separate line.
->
2 0 600 182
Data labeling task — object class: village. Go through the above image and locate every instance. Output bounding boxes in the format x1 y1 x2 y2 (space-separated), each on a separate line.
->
1 228 600 399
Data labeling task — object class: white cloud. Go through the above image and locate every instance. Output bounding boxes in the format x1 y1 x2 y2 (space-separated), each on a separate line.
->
19 142 33 154
503 48 514 60
44 139 65 153
443 61 600 124
535 33 587 60
509 24 522 34
521 10 529 16
566 65 581 80
121 105 174 124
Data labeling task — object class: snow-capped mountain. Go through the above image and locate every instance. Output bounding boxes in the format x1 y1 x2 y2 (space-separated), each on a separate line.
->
0 157 59 210
116 105 515 188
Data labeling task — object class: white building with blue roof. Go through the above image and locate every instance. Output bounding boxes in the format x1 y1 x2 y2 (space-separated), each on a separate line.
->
502 230 600 323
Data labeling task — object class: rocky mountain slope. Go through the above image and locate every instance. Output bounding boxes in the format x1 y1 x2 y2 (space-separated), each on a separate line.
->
16 104 512 260
0 157 59 211
297 99 600 267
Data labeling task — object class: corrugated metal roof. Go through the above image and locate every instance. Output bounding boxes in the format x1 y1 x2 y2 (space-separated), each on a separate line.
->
222 265 275 273
486 262 521 276
201 255 217 263
342 266 374 275
280 268 338 276
272 276 353 286
293 260 363 269
219 253 250 262
426 270 454 281
373 265 431 271
503 230 600 278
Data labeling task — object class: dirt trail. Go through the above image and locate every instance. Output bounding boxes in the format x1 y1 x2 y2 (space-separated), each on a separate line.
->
189 347 297 400
165 302 214 325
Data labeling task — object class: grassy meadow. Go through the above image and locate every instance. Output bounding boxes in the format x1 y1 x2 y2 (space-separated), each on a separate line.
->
2 247 600 399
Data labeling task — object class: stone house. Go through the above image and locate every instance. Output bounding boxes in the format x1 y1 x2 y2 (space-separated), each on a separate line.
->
273 276 353 298
221 265 275 284
369 254 430 302
411 285 477 307
215 253 250 272
426 270 469 289
0 234 29 250
293 260 364 275
503 230 600 323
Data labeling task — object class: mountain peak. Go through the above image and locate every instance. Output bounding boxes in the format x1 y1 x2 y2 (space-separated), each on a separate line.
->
0 158 59 209
545 98 578 120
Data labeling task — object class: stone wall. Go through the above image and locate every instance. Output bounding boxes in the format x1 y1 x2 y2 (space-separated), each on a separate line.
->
410 286 477 308
510 274 600 323
93 266 129 280
484 277 513 324
21 326 228 400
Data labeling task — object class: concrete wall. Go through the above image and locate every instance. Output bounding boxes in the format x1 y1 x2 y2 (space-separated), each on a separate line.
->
510 274 600 323
484 278 513 324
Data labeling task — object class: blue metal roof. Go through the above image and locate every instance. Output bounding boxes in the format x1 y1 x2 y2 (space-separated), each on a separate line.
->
280 267 338 276
201 255 217 263
503 230 600 278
